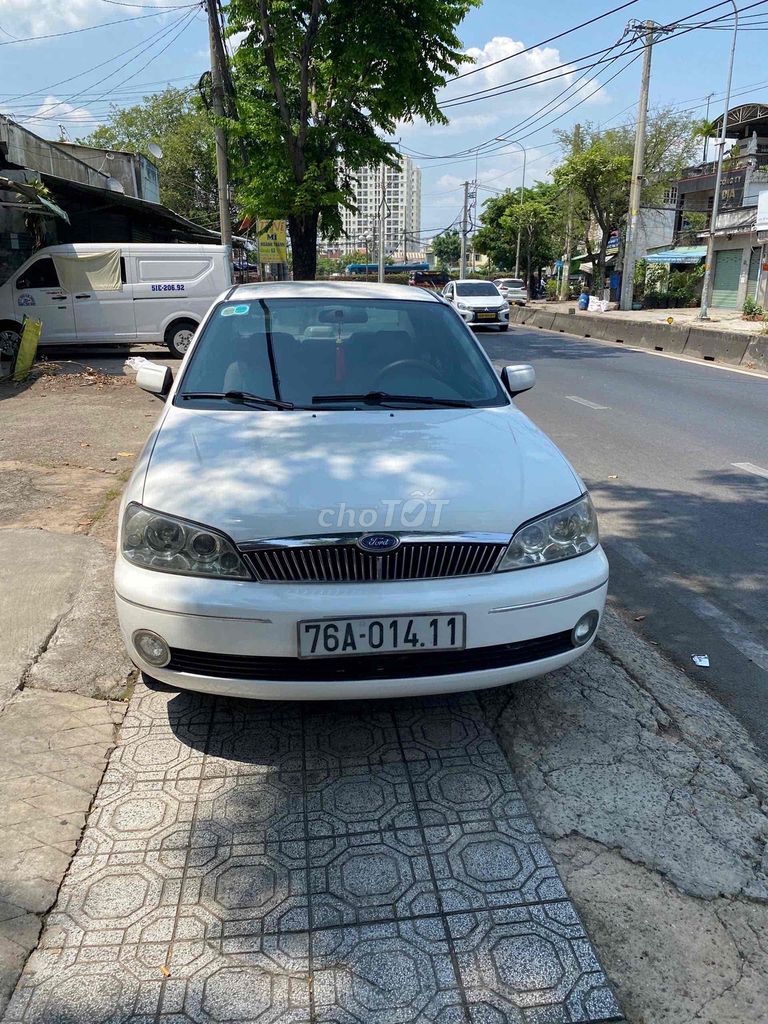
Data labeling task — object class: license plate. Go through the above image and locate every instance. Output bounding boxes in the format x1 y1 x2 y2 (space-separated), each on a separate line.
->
298 613 466 658
477 312 496 320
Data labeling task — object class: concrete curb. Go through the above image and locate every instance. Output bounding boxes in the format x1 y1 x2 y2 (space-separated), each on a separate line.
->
508 305 768 370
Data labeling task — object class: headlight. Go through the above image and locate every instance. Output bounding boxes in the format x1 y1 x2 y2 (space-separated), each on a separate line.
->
121 503 250 578
456 301 469 310
498 494 598 571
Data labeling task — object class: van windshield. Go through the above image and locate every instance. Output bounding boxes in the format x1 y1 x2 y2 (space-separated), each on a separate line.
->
177 297 507 409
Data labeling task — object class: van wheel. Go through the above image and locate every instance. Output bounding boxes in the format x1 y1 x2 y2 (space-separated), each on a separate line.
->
0 321 22 378
165 319 197 359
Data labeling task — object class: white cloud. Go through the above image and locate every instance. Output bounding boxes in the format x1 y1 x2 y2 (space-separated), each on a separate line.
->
2 0 171 39
448 36 609 126
1 96 96 140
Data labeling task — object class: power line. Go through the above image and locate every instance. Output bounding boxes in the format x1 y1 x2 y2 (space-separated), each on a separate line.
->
20 9 199 124
0 7 198 46
405 0 768 167
450 0 642 81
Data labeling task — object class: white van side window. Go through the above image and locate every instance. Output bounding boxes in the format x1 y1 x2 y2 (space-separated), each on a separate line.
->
16 258 60 290
137 259 211 282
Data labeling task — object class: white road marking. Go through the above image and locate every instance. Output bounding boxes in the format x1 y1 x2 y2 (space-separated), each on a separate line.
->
612 539 768 673
565 395 609 410
732 461 768 480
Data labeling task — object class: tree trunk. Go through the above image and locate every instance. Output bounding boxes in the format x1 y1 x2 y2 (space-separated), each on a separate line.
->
288 211 320 280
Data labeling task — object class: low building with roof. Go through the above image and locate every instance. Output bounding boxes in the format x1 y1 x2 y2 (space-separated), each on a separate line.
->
670 102 768 309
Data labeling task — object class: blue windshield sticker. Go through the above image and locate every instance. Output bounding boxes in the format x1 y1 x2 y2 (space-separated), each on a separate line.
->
220 304 249 317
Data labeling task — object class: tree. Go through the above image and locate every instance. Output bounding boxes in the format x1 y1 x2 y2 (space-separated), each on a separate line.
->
554 109 700 291
431 229 461 269
473 183 566 291
227 0 479 279
79 88 218 228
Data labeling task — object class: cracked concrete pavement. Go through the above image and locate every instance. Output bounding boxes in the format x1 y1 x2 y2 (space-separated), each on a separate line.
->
480 609 768 1023
0 362 160 1012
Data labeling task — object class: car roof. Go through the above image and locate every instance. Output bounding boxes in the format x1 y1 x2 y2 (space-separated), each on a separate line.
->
454 279 499 285
229 281 441 302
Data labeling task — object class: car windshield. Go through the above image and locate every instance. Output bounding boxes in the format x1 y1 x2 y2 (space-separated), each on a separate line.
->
455 282 500 297
499 279 524 289
176 297 508 409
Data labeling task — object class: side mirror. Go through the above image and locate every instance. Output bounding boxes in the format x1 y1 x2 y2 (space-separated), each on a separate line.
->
501 363 535 396
136 361 172 398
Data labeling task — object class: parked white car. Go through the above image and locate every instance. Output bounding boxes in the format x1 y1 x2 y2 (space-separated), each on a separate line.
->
442 279 509 330
0 243 232 357
115 282 607 700
494 277 528 306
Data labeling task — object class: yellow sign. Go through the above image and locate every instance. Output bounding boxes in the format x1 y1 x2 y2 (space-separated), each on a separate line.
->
14 317 42 382
257 220 287 263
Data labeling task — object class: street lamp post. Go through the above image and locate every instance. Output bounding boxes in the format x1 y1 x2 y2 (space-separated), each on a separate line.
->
699 1 739 320
473 137 527 276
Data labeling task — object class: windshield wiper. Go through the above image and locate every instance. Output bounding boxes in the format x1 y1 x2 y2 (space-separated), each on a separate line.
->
311 391 474 408
181 391 294 410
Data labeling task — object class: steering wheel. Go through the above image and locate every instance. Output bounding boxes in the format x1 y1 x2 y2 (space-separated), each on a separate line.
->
374 358 442 388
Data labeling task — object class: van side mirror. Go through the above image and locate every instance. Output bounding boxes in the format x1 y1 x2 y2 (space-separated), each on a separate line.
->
136 361 172 398
501 363 535 396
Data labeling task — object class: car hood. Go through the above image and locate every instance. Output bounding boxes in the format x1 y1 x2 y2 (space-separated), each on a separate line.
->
139 405 582 543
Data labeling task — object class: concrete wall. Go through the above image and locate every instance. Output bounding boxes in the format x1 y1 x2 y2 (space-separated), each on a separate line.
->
507 304 768 372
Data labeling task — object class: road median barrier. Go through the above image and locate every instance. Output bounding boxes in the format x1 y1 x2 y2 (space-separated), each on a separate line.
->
511 306 767 370
682 326 751 366
742 335 768 372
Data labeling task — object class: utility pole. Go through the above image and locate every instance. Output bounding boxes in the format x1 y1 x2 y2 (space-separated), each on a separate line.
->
206 0 232 260
460 181 470 278
378 164 386 283
700 1 739 320
620 21 661 311
559 123 581 301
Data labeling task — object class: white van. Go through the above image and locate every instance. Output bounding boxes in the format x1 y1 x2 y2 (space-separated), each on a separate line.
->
0 243 232 357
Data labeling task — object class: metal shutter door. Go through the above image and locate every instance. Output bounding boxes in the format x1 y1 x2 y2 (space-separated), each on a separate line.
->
712 249 742 308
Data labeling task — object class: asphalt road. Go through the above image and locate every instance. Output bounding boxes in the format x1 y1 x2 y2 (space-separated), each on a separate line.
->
480 325 768 754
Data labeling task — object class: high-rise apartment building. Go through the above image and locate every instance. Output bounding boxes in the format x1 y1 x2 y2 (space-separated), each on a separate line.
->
338 156 422 258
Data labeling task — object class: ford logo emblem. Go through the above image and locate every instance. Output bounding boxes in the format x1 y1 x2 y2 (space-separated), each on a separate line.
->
357 533 401 553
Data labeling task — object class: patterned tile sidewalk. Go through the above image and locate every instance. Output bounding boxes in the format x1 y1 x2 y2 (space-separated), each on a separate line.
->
3 681 623 1024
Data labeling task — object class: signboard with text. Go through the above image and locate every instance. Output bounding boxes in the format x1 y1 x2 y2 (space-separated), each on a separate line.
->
756 190 768 232
257 220 287 263
718 168 746 211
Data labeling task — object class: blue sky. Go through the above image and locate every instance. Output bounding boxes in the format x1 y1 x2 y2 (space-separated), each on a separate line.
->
0 0 765 240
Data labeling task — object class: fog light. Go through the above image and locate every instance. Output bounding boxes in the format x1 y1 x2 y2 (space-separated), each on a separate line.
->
572 611 599 647
133 629 170 667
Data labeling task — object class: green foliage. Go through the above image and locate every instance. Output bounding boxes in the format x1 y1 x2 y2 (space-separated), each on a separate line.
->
79 88 218 227
431 229 461 269
743 295 765 319
473 182 566 283
545 278 559 300
669 265 704 305
227 0 480 278
555 110 700 287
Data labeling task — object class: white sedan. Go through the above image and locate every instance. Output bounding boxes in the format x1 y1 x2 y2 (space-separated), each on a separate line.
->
442 279 510 330
115 282 607 700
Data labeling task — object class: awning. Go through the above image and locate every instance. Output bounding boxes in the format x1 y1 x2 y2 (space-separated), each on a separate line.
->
645 246 707 265
0 176 70 223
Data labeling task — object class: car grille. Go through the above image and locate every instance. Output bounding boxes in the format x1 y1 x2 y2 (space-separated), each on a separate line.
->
167 631 574 682
243 540 508 583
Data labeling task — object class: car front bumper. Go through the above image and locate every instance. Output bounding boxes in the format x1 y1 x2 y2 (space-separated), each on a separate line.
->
115 547 609 700
458 308 509 327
